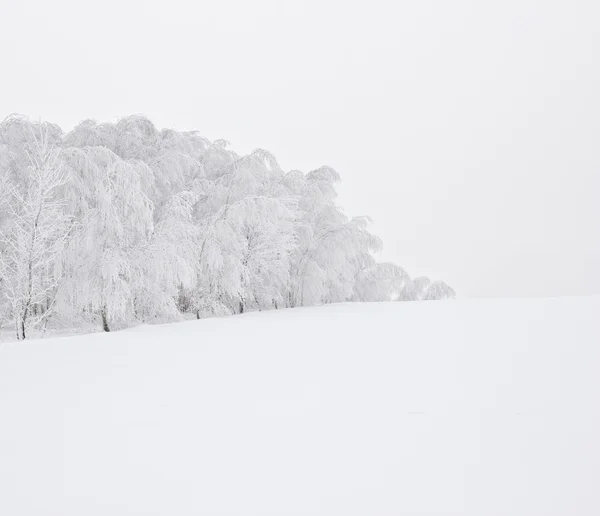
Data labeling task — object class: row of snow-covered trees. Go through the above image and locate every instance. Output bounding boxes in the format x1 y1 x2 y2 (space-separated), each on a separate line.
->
0 115 455 339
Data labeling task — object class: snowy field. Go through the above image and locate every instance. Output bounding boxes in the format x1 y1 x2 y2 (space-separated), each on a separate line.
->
1 296 599 516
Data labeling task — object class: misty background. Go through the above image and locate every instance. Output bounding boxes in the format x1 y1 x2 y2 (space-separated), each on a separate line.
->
1 0 598 298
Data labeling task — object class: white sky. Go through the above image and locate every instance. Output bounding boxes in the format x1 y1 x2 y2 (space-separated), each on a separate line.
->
1 0 598 297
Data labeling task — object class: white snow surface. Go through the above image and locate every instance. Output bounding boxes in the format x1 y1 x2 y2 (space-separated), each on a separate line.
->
1 296 599 515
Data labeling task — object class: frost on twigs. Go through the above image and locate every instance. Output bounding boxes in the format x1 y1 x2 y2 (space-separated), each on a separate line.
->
0 122 73 339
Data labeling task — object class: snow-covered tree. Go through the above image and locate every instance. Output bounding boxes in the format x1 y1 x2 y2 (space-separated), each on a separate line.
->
423 281 456 300
353 263 408 302
397 276 432 301
59 146 154 331
286 165 382 307
190 150 298 316
398 276 456 301
0 126 73 339
132 190 199 321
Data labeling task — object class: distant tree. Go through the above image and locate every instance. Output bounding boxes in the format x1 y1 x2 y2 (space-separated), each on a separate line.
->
398 277 456 301
397 276 432 301
353 263 408 302
423 281 456 300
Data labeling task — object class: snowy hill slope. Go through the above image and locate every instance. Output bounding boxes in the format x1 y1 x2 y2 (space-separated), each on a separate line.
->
1 296 599 515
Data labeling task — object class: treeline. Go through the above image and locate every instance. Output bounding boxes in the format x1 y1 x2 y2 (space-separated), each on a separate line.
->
0 115 454 339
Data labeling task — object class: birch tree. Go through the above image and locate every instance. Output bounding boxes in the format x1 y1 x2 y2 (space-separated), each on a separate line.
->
0 127 72 339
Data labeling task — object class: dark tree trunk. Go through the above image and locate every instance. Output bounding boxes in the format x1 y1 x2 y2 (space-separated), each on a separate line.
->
101 308 110 332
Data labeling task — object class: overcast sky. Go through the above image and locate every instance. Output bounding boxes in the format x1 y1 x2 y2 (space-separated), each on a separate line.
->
1 0 598 298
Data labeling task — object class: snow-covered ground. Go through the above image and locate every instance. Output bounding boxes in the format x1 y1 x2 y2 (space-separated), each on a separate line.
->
1 296 599 515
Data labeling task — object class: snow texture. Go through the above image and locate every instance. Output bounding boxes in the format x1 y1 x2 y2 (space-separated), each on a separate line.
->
1 295 599 515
